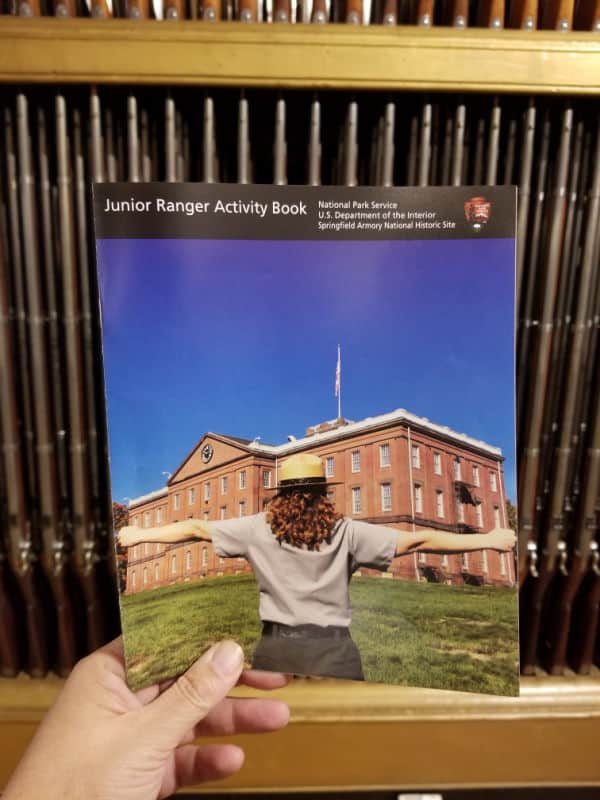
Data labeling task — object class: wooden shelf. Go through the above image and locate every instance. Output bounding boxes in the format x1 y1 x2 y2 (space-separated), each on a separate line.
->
2 673 600 792
0 19 599 93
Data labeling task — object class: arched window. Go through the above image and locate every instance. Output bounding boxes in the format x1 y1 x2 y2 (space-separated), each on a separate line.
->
202 547 208 568
186 550 192 571
171 554 177 575
154 563 160 582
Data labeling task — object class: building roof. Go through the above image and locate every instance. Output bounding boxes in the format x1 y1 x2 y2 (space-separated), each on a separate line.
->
248 407 503 459
128 487 168 510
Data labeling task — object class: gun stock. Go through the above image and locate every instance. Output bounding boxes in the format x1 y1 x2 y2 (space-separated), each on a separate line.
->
508 0 537 28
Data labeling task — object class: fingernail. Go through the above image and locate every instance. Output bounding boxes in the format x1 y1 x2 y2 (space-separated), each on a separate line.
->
211 641 243 676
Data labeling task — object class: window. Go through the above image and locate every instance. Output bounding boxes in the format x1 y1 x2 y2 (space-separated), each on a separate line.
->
433 452 442 475
381 483 392 512
220 506 226 520
201 548 208 568
490 471 498 492
263 470 272 489
132 515 139 527
494 505 501 528
453 457 461 480
379 443 390 467
352 487 362 514
325 456 334 477
143 567 148 585
173 493 181 511
500 552 507 576
351 450 361 473
221 476 228 495
411 445 421 469
327 489 335 502
441 554 449 567
414 483 423 514
476 502 483 528
204 482 211 501
155 543 160 553
131 571 136 588
473 465 480 487
144 542 149 555
203 511 209 521
239 500 245 517
155 507 162 524
457 500 465 523
239 470 247 489
143 511 150 528
188 487 195 505
219 556 224 565
482 548 488 573
462 552 469 570
418 552 427 564
436 490 444 518
171 554 177 575
154 563 160 581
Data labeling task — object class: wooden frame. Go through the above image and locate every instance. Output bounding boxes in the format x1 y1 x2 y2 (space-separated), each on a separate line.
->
0 19 599 93
2 675 600 791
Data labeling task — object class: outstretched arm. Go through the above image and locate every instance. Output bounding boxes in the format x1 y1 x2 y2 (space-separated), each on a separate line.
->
118 519 212 548
395 527 516 558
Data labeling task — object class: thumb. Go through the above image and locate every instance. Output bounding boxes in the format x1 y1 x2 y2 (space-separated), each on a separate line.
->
142 640 244 749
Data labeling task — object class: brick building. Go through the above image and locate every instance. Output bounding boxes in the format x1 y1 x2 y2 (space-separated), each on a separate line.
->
125 407 514 594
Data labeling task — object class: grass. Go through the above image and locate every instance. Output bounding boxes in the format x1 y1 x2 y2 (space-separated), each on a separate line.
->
121 574 519 696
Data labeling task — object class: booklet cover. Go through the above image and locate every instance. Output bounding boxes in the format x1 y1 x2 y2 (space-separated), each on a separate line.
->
94 184 519 696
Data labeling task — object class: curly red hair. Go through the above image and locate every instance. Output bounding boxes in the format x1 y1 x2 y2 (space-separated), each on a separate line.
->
266 490 343 551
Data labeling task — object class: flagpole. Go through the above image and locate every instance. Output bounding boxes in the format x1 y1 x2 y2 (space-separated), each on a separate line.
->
337 345 341 420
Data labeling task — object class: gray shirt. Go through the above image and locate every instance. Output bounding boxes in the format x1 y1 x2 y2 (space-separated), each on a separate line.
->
210 513 398 628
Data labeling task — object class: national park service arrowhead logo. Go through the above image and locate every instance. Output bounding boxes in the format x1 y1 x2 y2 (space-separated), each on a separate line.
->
464 196 491 231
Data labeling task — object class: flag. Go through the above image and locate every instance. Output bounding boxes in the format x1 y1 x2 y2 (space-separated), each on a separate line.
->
335 346 341 398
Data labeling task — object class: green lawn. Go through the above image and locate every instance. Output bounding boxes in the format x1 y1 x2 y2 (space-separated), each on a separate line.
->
121 574 519 696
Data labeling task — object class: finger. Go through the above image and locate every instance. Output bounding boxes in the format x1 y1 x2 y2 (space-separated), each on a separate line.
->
136 677 175 706
191 696 290 738
239 670 292 690
143 640 244 748
162 743 244 796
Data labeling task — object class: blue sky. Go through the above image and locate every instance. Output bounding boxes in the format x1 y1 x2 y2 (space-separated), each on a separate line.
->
97 237 516 502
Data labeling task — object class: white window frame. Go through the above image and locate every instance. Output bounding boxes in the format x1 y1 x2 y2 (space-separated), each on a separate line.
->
263 469 272 489
155 507 162 524
494 505 501 528
476 502 483 528
379 443 391 468
500 552 507 576
352 487 362 514
482 548 489 573
325 456 335 478
220 506 226 520
418 551 427 563
204 482 211 501
473 465 480 487
171 554 177 575
441 554 449 567
239 470 247 489
186 550 192 571
143 566 148 585
414 483 423 514
188 487 195 506
462 552 469 570
239 500 245 517
201 547 208 568
154 563 160 581
433 452 442 475
173 493 181 511
143 512 150 528
155 543 160 553
490 471 498 492
436 489 444 518
411 445 421 469
454 457 461 481
221 476 228 495
131 571 136 588
457 499 465 523
133 515 140 527
351 450 361 473
381 482 392 512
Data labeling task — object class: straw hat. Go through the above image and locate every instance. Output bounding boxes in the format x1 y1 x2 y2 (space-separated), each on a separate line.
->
273 453 340 490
